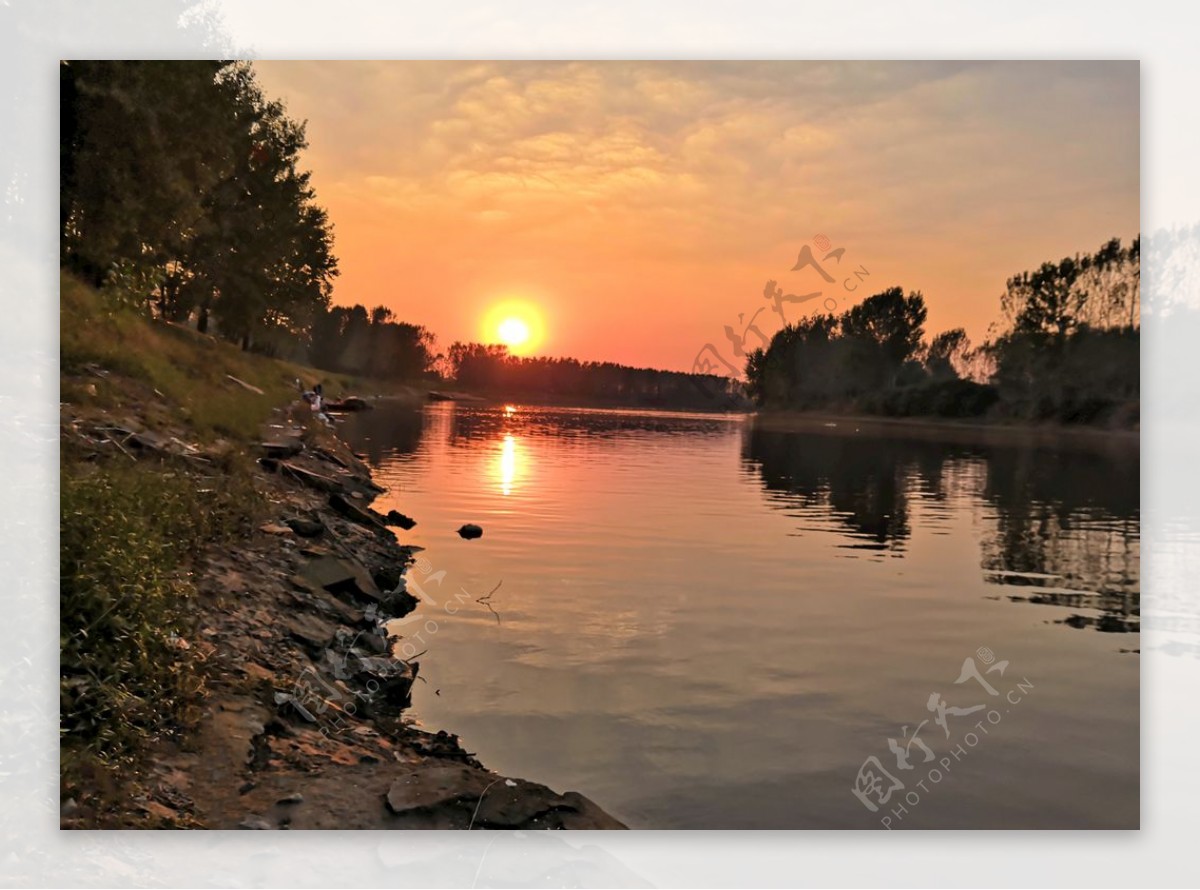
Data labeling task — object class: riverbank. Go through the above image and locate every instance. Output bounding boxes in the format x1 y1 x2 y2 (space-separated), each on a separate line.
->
59 278 624 830
751 407 1140 450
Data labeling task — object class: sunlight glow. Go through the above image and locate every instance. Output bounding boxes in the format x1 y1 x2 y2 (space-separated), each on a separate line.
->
500 434 518 495
482 299 545 355
498 317 530 348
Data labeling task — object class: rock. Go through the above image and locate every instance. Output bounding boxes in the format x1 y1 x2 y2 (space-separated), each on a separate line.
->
283 611 338 655
329 493 388 531
385 510 417 530
280 462 342 493
301 556 383 605
324 396 371 412
469 781 627 830
285 516 325 538
260 437 303 459
350 652 417 705
409 728 471 760
382 586 420 619
385 764 485 814
457 523 483 540
259 522 293 536
277 792 304 805
289 578 368 626
238 816 274 830
371 565 403 593
356 629 389 655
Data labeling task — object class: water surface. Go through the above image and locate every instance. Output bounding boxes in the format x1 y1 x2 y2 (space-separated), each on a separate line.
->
341 402 1139 829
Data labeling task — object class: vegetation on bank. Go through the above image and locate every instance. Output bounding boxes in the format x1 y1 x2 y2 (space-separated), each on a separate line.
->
441 342 747 409
60 455 258 774
61 273 358 440
59 274 352 807
61 61 337 353
744 237 1140 426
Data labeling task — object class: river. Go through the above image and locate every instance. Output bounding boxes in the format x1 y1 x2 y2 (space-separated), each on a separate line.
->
339 401 1139 829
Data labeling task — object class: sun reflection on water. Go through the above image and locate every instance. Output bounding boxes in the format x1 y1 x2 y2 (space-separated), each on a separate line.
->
499 434 519 495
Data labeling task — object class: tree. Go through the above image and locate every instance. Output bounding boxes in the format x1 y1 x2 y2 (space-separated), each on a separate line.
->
60 60 234 291
926 328 970 380
61 60 338 351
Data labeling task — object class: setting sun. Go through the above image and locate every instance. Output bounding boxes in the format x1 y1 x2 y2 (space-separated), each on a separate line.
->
482 299 545 355
498 317 530 349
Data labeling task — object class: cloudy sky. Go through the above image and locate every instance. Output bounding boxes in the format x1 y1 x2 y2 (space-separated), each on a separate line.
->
252 60 1138 371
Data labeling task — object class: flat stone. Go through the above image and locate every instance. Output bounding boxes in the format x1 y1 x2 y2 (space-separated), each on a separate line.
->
457 523 483 540
301 556 382 604
329 493 388 531
283 611 338 655
259 523 293 536
302 584 367 626
471 780 563 827
384 764 487 815
280 462 342 493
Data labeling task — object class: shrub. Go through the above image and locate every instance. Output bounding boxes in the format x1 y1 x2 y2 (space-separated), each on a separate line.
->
60 456 259 769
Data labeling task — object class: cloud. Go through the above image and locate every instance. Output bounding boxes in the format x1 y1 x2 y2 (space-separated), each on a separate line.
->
253 60 1139 369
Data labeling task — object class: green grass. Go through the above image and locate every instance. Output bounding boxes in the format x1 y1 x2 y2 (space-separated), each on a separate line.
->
60 453 260 774
60 272 351 809
61 271 359 441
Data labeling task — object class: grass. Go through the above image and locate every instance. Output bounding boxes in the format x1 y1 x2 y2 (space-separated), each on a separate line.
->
60 454 261 772
58 271 359 813
60 271 360 441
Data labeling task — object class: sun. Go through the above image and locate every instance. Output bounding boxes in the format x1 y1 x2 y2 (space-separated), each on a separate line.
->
498 317 530 349
482 299 545 355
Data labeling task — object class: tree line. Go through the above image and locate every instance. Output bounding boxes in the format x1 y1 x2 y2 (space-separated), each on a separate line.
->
61 60 338 352
744 237 1140 425
445 342 746 409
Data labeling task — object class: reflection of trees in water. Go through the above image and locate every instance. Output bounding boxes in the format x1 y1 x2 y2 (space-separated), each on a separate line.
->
741 426 953 550
742 424 1140 633
979 447 1140 633
445 405 739 446
337 402 427 465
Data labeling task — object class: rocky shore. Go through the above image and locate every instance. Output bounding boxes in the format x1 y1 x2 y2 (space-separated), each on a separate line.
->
61 392 624 830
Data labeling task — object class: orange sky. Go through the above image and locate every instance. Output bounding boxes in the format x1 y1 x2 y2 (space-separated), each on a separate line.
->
252 61 1139 372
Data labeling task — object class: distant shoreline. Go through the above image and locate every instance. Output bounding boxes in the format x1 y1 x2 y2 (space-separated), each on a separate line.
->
379 388 1141 446
750 407 1140 448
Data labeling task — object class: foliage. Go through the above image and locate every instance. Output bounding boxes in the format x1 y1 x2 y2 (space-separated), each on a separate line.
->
745 237 1139 427
989 237 1140 423
926 328 971 380
60 456 259 770
745 287 928 408
1001 237 1140 338
310 303 437 380
61 272 356 441
60 60 337 352
859 378 1000 418
445 342 746 408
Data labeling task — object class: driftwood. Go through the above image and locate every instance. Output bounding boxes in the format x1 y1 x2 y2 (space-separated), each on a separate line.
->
226 374 265 395
279 461 343 493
